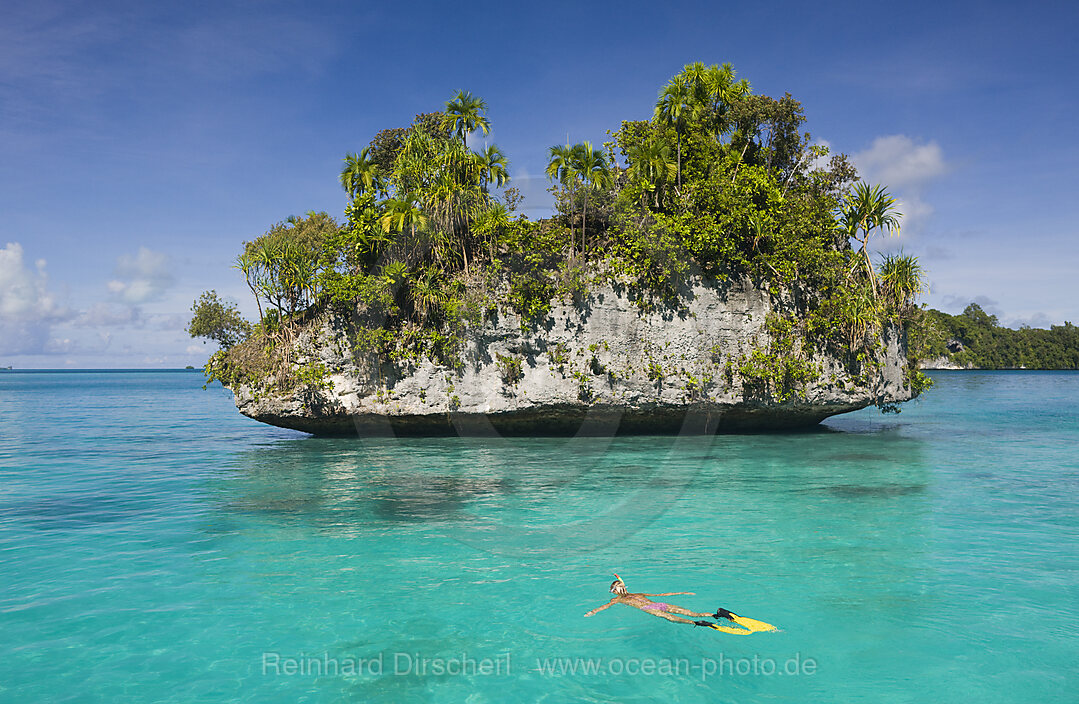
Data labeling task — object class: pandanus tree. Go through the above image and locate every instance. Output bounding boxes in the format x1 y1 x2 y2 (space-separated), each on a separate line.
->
424 145 484 274
410 267 448 323
441 90 491 147
878 252 927 315
840 182 902 297
675 61 750 138
701 63 749 134
233 251 264 323
392 129 484 273
654 75 693 191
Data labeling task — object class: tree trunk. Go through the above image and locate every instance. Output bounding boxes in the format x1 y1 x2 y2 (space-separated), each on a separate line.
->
582 189 589 256
860 238 879 300
676 134 682 192
246 278 263 323
731 140 751 184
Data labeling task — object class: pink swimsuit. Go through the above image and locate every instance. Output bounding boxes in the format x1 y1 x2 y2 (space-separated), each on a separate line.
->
642 602 670 611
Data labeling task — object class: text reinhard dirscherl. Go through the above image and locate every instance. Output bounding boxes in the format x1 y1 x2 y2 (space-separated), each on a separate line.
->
261 652 817 681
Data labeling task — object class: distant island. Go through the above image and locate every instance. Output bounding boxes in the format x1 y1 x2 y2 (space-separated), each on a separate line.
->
916 303 1079 369
188 62 931 434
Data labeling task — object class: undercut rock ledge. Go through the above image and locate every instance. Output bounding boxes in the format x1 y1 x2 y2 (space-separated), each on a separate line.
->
228 277 914 436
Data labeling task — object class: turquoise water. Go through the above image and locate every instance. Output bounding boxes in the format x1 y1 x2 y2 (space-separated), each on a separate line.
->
1 370 1076 702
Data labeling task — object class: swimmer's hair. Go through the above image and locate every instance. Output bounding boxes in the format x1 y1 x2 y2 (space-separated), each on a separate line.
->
610 574 627 595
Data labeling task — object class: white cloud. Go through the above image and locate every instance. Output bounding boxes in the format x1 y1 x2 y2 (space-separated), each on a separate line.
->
0 242 70 354
852 135 947 236
107 246 175 304
853 135 946 189
78 302 143 327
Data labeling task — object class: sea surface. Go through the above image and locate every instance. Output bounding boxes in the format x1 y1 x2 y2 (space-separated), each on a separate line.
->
0 370 1076 702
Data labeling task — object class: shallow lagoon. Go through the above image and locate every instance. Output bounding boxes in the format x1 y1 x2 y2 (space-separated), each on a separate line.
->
1 370 1076 702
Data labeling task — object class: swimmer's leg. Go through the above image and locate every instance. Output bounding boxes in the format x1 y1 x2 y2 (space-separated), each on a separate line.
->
643 610 697 625
665 605 714 618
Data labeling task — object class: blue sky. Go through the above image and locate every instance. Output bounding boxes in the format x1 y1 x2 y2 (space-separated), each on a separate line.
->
1 0 1077 367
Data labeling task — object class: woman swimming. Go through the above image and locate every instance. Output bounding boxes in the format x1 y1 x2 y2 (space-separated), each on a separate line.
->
583 574 776 635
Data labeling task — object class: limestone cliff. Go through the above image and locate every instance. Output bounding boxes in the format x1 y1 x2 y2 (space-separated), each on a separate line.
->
227 277 914 435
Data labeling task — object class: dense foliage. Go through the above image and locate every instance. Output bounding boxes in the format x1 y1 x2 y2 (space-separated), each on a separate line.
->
192 62 933 399
914 304 1079 369
187 290 250 350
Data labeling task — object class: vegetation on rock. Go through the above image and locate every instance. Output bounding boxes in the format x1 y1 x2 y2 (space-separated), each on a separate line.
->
187 290 250 350
189 62 932 402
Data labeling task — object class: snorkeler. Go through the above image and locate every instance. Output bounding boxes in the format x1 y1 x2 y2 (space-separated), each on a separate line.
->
584 574 777 635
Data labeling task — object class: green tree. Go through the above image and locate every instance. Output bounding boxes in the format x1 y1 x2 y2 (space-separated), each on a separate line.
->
187 290 251 349
340 148 383 199
474 201 511 260
704 63 748 127
475 144 510 195
626 137 677 209
840 182 901 296
380 194 429 241
441 90 491 147
546 143 581 254
242 212 339 319
654 75 693 190
234 251 264 322
878 252 926 316
573 141 613 255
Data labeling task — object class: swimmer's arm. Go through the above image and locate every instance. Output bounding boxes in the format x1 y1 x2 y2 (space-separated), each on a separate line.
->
584 599 617 617
642 592 694 596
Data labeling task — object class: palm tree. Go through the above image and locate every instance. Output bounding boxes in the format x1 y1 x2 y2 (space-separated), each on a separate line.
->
654 75 693 190
573 141 613 255
441 90 491 147
840 182 902 296
380 193 429 242
475 144 509 196
546 143 581 255
626 138 677 209
340 148 383 199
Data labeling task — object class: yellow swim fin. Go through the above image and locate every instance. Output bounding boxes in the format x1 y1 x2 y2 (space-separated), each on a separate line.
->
706 623 755 635
729 614 777 633
703 613 777 634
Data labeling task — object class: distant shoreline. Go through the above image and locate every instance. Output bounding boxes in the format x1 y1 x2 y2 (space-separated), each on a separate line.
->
922 367 1078 372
